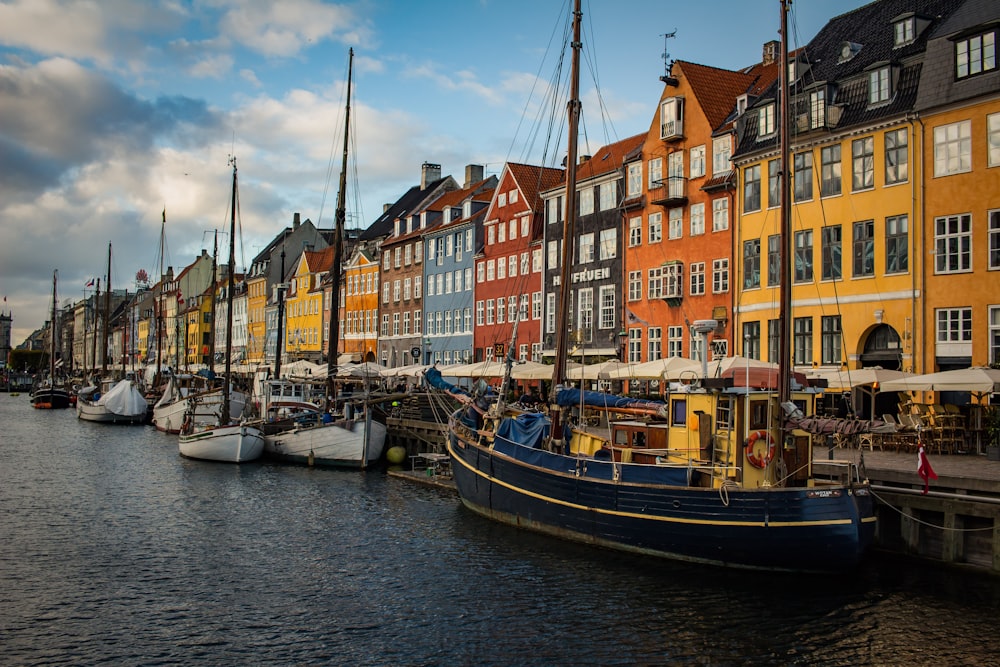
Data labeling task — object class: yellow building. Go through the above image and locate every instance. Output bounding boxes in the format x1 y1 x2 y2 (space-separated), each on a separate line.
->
246 272 267 365
284 247 332 363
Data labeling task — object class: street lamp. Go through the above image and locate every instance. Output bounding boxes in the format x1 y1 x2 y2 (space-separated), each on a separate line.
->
617 328 628 361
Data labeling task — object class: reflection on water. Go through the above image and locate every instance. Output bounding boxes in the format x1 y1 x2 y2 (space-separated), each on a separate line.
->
1 395 998 666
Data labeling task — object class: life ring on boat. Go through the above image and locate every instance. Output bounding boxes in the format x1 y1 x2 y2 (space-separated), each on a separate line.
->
745 430 776 469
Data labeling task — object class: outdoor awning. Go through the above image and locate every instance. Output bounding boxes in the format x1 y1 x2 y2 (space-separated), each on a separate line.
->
338 353 362 364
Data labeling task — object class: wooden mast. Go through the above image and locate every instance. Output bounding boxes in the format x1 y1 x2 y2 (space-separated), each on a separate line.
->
222 158 238 425
778 0 792 411
326 47 353 409
549 0 582 450
209 230 218 375
102 243 111 375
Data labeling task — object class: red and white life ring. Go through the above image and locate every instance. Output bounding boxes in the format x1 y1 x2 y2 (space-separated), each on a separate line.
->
745 430 776 469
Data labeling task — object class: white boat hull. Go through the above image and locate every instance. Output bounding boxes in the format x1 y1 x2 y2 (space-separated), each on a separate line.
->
76 400 147 424
153 390 247 434
179 423 265 463
263 417 386 468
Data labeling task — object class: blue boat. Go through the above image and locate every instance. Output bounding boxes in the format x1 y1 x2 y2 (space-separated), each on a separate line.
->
443 0 875 573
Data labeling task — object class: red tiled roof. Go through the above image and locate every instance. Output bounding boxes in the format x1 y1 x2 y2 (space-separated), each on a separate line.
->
574 133 645 181
303 247 334 273
677 61 759 131
506 163 565 211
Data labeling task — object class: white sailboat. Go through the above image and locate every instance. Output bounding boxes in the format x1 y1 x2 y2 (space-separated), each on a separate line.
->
76 377 148 424
260 48 386 469
178 157 264 463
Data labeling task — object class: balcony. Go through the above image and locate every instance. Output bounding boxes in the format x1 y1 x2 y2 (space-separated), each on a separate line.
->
648 177 688 208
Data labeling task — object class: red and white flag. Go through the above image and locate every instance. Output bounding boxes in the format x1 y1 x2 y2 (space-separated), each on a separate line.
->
917 444 937 495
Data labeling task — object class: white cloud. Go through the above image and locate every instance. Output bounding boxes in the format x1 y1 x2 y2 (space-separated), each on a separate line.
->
217 0 372 57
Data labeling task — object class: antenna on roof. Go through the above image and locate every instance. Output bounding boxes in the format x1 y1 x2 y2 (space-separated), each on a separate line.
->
661 30 677 79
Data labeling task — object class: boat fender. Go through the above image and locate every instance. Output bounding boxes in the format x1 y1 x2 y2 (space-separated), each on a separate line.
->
745 430 775 469
181 416 192 433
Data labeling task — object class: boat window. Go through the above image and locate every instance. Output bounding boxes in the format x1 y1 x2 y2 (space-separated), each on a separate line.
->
614 429 629 445
715 397 732 429
671 399 687 426
749 401 769 430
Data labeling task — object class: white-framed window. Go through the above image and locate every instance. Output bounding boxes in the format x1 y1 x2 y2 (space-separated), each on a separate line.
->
758 103 775 136
579 232 595 263
626 162 642 198
476 301 484 326
852 136 875 191
404 244 412 265
712 136 731 175
628 329 642 363
956 29 997 79
668 208 683 240
869 66 891 105
648 327 663 361
546 293 556 334
381 313 389 336
628 270 642 301
648 157 663 189
936 308 972 342
576 289 594 336
989 113 1000 168
510 255 518 278
464 268 472 290
521 252 529 275
403 311 410 335
382 282 389 304
689 262 705 296
990 305 1000 365
413 276 421 299
486 299 494 325
809 88 826 129
690 145 706 178
414 240 423 263
990 209 1000 270
486 260 495 281
498 222 506 243
599 182 615 211
712 197 729 231
599 228 616 260
547 240 559 269
648 212 662 243
690 203 705 236
934 121 972 176
382 252 390 270
894 17 914 46
648 267 663 299
498 192 507 207
712 258 729 294
599 285 615 330
885 128 908 184
497 257 506 280
744 164 761 212
477 261 484 283
663 263 683 298
392 313 400 336
521 216 530 238
509 189 518 204
496 295 505 324
487 225 495 245
394 246 401 268
667 326 683 358
660 97 684 138
403 277 411 301
628 216 642 246
934 213 972 274
532 292 542 320
532 248 542 272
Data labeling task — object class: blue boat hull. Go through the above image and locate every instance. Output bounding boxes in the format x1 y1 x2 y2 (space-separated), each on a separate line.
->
447 416 875 572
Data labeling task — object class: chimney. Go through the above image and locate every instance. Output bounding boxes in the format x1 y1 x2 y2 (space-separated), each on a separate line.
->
579 155 591 164
421 162 441 189
464 164 484 188
293 212 301 229
762 40 779 66
383 203 392 213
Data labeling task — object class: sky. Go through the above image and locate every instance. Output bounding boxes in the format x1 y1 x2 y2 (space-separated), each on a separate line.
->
0 0 871 348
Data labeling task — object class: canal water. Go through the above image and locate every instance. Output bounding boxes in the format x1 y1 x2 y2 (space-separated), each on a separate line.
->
2 395 999 666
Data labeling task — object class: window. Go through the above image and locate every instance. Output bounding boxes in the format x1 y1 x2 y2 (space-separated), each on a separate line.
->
498 257 506 280
809 88 826 129
403 277 411 301
382 252 390 270
579 187 594 216
689 262 705 296
743 239 760 289
381 314 388 337
648 212 663 243
894 17 914 46
414 240 423 263
768 319 779 363
934 121 972 176
690 203 705 236
627 162 642 198
768 235 781 287
853 220 875 277
498 192 507 207
884 128 908 185
821 316 842 365
956 30 996 79
548 240 559 269
403 311 410 335
577 288 593 335
579 232 595 263
521 252 529 275
712 198 729 231
937 308 972 342
486 299 494 325
668 208 683 240
667 326 683 358
793 151 812 202
599 286 615 329
476 301 484 326
648 267 663 299
487 226 495 245
690 145 706 178
628 270 642 301
795 230 813 282
404 244 412 265
869 67 891 105
768 158 781 208
394 246 401 268
546 293 555 334
498 222 506 243
821 145 841 197
886 215 908 274
532 292 542 320
413 276 421 299
852 137 874 191
392 313 400 336
477 262 484 284
599 182 615 211
547 196 563 225
664 263 683 298
649 327 663 360
743 321 761 359
744 164 761 212
509 255 517 277
991 306 1000 365
990 210 1000 270
648 158 663 189
628 217 642 247
660 97 683 138
382 282 389 304
821 225 842 281
794 316 813 365
934 214 972 273
712 259 729 294
446 234 454 257
532 249 542 272
712 136 731 175
989 113 1000 168
628 329 642 363
599 228 616 260
759 103 775 136
667 151 684 197
496 296 505 323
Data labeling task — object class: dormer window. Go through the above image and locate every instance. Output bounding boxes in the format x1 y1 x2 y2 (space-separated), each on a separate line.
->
809 88 826 129
736 94 749 116
463 200 472 218
868 65 892 105
894 17 915 46
758 103 775 136
838 41 862 63
956 29 997 79
660 97 684 140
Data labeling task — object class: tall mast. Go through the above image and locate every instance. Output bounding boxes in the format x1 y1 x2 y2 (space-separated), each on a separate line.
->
222 157 238 424
102 243 111 375
92 278 100 378
209 230 218 375
274 245 286 380
156 213 165 384
326 47 353 407
778 0 792 409
549 0 582 449
50 270 58 381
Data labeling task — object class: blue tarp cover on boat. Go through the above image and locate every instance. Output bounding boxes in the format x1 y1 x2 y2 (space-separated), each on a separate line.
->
496 412 550 449
555 388 665 412
425 367 468 396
